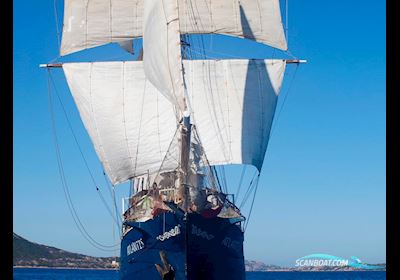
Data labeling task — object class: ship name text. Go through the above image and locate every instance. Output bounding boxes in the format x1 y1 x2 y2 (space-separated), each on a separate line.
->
127 238 145 255
156 225 181 241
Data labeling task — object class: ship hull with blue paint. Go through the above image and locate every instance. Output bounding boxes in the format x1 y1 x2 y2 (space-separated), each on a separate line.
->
120 211 245 280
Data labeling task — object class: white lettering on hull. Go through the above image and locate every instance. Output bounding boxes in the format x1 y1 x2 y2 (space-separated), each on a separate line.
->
156 225 181 241
127 238 145 256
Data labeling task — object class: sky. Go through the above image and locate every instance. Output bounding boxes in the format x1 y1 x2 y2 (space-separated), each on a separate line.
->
13 0 385 266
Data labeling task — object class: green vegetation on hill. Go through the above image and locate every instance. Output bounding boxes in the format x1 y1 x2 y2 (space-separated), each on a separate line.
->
13 233 118 269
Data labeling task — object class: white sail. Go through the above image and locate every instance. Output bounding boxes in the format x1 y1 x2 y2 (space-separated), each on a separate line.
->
143 0 186 112
187 59 285 170
63 62 178 185
62 59 285 185
61 0 287 56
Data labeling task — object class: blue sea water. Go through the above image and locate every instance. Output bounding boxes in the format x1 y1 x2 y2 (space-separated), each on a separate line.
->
13 268 386 280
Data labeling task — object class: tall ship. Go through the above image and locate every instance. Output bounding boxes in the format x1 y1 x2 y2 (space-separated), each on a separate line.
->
41 0 304 279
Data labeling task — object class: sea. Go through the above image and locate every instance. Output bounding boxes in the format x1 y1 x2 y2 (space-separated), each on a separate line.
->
13 268 386 280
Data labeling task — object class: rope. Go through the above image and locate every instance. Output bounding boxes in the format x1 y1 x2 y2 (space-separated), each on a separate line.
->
244 174 260 231
270 64 299 138
48 72 121 228
97 186 122 229
239 170 258 209
221 166 228 194
213 166 223 193
103 171 114 200
286 0 289 46
103 171 122 226
49 75 98 186
133 80 147 176
235 165 247 203
49 0 61 63
47 71 119 251
192 127 219 191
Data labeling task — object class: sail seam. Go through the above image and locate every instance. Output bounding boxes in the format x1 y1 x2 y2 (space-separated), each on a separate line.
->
156 90 163 164
133 79 147 177
234 0 239 34
85 0 89 50
109 0 113 42
121 63 135 173
224 61 233 161
256 0 263 34
208 61 230 162
87 63 116 183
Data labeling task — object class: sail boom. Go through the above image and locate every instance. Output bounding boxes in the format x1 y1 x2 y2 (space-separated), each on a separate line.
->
40 60 305 69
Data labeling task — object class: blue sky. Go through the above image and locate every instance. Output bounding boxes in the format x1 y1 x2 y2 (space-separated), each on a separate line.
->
13 0 385 266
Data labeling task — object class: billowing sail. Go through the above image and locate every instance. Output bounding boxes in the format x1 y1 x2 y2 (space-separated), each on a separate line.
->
142 0 186 113
187 59 285 170
63 62 178 185
62 59 285 185
61 0 287 56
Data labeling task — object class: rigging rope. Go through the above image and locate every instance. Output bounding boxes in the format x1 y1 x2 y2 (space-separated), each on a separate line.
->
239 170 258 209
235 165 247 203
103 171 123 225
269 64 299 138
50 0 61 63
47 71 120 251
239 66 300 229
48 72 121 227
244 174 261 231
221 166 228 194
285 0 289 46
102 171 114 200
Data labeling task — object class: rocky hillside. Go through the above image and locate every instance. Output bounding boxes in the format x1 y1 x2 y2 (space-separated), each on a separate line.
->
245 260 282 271
13 233 118 269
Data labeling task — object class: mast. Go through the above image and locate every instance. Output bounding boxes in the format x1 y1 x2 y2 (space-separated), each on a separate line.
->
177 110 191 211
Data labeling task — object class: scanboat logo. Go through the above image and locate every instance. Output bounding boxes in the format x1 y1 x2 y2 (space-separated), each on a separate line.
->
156 225 181 241
295 254 385 270
127 238 145 256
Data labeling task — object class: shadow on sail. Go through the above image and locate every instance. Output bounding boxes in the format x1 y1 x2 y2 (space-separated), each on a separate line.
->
240 6 279 170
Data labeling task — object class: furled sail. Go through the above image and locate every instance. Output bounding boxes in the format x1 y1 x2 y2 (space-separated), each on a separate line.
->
62 59 285 185
60 0 287 56
142 0 186 113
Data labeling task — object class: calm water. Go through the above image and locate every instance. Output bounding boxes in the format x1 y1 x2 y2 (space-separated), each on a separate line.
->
13 268 386 280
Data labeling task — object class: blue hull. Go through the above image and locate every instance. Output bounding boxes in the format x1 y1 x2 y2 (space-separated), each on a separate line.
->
120 212 245 280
